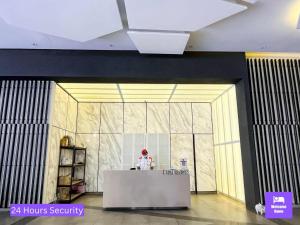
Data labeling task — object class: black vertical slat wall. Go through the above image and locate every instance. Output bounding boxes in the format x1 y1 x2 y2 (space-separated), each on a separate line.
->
0 80 51 208
248 58 300 205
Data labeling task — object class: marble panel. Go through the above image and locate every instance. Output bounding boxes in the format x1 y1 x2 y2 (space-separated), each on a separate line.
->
100 103 123 133
76 133 99 192
45 126 65 168
170 103 192 133
65 131 76 147
44 163 59 203
98 134 122 192
192 103 212 134
147 103 169 133
66 96 77 133
195 134 216 192
43 126 65 203
124 103 146 133
171 134 195 191
77 103 100 133
51 85 68 129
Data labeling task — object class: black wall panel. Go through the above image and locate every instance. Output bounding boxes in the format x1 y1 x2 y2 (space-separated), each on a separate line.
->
0 49 259 210
248 58 300 205
0 80 51 208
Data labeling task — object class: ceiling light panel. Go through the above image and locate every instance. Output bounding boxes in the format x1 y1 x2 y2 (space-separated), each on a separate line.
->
124 0 247 31
59 83 118 89
119 84 174 90
0 0 123 42
59 83 233 103
127 31 190 54
176 84 232 90
65 89 120 94
79 99 123 103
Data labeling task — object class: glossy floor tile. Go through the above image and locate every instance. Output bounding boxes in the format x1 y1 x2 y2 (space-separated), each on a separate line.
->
0 194 299 225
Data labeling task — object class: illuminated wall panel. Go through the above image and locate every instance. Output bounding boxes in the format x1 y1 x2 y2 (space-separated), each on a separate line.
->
219 145 229 195
214 146 222 192
211 85 245 203
233 143 245 202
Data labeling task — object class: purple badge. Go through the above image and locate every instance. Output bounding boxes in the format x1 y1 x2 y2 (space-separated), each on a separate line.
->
265 192 293 219
10 204 84 217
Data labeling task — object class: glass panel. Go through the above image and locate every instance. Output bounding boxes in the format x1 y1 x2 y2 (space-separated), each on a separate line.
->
219 145 228 195
228 87 240 142
226 144 236 198
214 146 222 192
217 99 224 144
233 142 245 202
222 93 232 142
211 102 219 144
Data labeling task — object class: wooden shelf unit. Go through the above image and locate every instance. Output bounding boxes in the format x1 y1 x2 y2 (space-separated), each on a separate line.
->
56 145 86 203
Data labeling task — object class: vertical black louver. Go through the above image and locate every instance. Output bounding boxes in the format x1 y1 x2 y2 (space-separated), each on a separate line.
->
0 80 51 208
248 58 300 205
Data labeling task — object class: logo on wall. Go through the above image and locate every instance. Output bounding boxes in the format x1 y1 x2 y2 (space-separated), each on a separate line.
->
265 192 293 219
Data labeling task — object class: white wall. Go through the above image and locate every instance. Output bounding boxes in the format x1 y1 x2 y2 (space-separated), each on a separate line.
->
75 102 216 192
211 86 245 202
43 83 78 203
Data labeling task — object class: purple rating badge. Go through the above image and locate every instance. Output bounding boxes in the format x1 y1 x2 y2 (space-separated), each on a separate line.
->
265 192 293 219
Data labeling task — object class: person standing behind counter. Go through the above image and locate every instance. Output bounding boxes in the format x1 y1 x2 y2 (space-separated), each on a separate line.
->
136 148 154 170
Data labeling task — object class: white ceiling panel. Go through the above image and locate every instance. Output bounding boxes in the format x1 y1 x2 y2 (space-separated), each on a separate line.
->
127 31 190 54
0 0 123 42
124 0 247 31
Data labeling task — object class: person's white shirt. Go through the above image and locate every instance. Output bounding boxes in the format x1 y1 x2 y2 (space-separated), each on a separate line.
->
136 149 152 170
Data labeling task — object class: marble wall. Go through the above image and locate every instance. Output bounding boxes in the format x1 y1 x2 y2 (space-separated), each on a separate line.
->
43 84 78 203
76 102 216 192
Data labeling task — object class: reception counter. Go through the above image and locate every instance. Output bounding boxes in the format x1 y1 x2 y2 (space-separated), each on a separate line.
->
103 170 190 209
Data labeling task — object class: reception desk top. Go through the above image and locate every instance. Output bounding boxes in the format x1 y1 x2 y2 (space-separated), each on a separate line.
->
103 170 190 209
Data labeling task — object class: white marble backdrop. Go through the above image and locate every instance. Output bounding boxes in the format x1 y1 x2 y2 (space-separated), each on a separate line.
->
76 134 99 192
77 103 100 133
124 103 146 133
195 134 216 191
98 134 122 191
192 103 212 134
100 103 123 133
43 84 78 203
171 134 195 191
170 103 192 133
45 99 216 195
147 103 169 133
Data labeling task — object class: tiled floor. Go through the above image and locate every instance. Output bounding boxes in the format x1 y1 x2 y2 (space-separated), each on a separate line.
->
0 194 299 225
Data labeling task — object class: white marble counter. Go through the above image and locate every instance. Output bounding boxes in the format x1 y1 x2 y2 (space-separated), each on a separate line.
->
103 170 190 208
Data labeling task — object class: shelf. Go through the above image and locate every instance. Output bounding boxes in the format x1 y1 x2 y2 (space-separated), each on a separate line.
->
72 179 84 185
58 179 84 187
59 164 85 167
60 146 86 150
71 192 85 201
